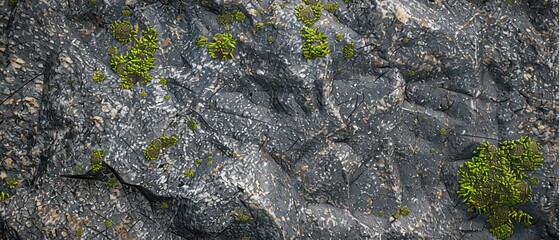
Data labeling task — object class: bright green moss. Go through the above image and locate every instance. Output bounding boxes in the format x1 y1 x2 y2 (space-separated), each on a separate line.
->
160 134 179 147
342 42 355 58
323 2 338 13
195 159 203 165
164 95 170 101
439 127 447 136
265 21 274 27
183 170 195 178
104 219 113 228
391 211 400 219
110 20 138 43
399 206 410 217
187 119 198 131
92 70 106 83
0 192 10 201
109 25 159 89
159 78 167 85
207 160 213 166
294 4 323 27
258 7 264 15
300 27 329 60
457 136 544 240
255 22 264 31
107 177 117 188
90 149 105 173
144 139 162 161
335 33 344 42
144 134 179 160
207 33 236 60
121 8 131 16
5 178 19 189
378 210 384 217
76 227 83 237
303 0 320 5
267 36 274 43
196 36 208 47
140 91 148 98
232 10 246 22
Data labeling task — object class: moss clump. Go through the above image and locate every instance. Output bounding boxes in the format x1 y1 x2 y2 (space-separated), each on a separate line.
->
160 134 179 147
235 209 252 222
300 27 330 60
399 206 410 217
5 178 20 189
110 20 138 43
217 12 235 25
187 119 198 131
303 0 320 5
457 136 544 240
8 0 17 7
196 36 208 47
140 91 148 98
0 192 10 201
159 78 167 85
161 201 169 209
195 159 203 165
144 139 162 161
335 33 344 42
92 70 106 83
233 10 246 22
76 227 83 237
90 149 105 173
439 127 447 136
164 95 170 101
207 33 236 61
109 25 159 89
323 2 338 13
217 10 245 25
107 177 117 188
183 170 195 178
104 219 113 228
144 134 179 161
121 8 131 16
378 210 385 217
342 42 355 58
294 4 323 27
255 22 264 31
267 36 274 43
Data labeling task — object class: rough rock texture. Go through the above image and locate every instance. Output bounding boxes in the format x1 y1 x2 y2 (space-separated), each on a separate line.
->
1 0 558 239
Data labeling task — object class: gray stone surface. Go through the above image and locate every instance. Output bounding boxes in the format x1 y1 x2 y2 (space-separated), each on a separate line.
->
1 0 558 239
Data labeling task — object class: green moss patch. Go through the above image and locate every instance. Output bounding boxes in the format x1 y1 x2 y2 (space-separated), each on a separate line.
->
108 24 159 89
457 136 544 240
207 33 236 61
300 27 329 60
144 134 179 161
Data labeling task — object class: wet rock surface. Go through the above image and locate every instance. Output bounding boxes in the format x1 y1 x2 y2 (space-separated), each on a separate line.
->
1 0 558 239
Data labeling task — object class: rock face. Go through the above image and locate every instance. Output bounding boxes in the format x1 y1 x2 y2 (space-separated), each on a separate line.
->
1 0 558 239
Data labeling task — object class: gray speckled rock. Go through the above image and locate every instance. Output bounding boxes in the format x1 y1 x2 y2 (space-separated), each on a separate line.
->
1 0 558 239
